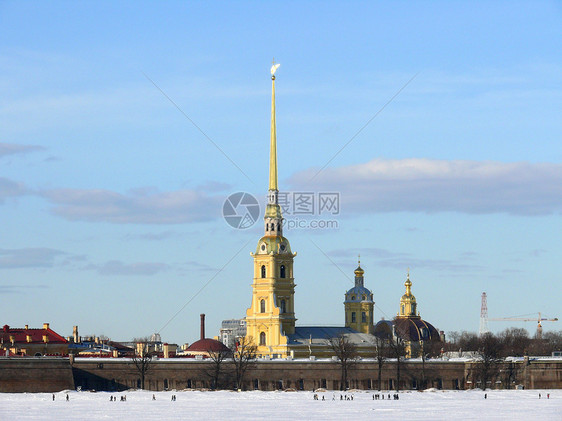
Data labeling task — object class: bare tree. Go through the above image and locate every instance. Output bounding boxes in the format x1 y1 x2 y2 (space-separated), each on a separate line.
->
131 338 157 390
531 330 562 355
498 327 531 357
458 331 480 355
326 334 358 390
419 341 428 389
500 360 520 389
419 339 442 389
231 336 257 390
372 336 390 391
202 347 233 390
388 326 406 392
446 331 460 347
473 332 503 390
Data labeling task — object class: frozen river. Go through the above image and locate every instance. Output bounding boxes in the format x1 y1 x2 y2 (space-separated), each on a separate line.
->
0 389 559 420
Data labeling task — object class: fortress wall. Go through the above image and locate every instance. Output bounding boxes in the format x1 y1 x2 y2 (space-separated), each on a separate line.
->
0 358 74 393
0 358 560 392
70 359 467 392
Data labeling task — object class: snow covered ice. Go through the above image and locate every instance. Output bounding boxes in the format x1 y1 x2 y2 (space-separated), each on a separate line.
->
0 389 560 420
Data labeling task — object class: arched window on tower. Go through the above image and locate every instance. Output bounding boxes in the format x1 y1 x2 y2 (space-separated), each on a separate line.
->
260 299 266 313
261 265 266 278
361 312 367 323
280 299 286 314
280 265 286 278
351 312 356 323
260 332 266 346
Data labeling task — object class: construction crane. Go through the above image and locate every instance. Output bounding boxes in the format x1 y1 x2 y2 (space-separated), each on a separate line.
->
488 312 558 339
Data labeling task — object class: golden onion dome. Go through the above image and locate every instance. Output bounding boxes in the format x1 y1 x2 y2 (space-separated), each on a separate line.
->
354 265 364 276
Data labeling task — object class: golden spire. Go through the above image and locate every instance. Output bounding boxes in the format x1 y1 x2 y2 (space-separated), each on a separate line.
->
264 61 283 233
354 255 364 279
405 270 412 295
269 59 280 191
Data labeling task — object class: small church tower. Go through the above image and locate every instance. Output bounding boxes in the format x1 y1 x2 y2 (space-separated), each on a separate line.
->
398 271 418 318
344 259 374 334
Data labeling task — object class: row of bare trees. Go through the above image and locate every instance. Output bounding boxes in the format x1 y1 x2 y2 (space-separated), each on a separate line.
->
131 329 561 391
203 336 257 390
447 329 562 389
131 337 257 391
327 334 407 391
446 328 562 357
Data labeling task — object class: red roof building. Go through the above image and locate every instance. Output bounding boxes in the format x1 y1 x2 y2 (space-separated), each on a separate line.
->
0 323 68 356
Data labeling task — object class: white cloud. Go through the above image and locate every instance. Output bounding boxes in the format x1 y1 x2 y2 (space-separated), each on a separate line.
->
0 142 45 158
42 187 223 224
0 177 27 203
123 231 179 241
289 159 562 215
328 247 483 274
0 248 64 269
0 285 49 294
88 260 170 276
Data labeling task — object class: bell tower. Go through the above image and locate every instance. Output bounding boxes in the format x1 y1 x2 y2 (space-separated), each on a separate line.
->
245 62 297 358
344 258 374 334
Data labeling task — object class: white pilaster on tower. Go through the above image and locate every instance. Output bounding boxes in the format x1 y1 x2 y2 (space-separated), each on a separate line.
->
479 292 489 336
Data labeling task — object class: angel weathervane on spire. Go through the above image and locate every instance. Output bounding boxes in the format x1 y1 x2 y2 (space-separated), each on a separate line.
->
271 60 280 78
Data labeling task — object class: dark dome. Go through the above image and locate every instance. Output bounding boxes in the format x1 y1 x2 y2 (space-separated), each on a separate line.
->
187 338 230 353
374 318 440 342
394 318 440 342
344 285 373 303
373 320 394 339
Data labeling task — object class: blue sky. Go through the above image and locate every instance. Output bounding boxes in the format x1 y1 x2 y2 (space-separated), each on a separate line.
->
1 1 561 344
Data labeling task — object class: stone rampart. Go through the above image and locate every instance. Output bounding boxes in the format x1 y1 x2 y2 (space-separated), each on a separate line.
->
0 357 74 392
